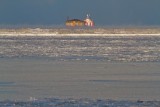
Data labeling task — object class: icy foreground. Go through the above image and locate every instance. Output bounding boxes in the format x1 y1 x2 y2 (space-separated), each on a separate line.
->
1 35 160 62
1 29 160 106
0 98 160 107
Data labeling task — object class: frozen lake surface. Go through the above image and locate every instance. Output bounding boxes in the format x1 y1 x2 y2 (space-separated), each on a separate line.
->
0 35 160 62
0 35 160 106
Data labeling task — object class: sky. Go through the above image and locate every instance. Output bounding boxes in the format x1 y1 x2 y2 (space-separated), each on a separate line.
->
0 0 160 26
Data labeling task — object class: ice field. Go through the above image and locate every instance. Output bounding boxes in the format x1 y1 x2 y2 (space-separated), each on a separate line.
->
0 34 160 107
0 35 160 62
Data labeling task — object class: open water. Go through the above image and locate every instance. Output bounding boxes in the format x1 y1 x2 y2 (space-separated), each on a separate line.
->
0 35 160 106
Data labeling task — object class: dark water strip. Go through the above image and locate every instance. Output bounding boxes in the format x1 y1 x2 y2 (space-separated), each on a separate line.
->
0 98 159 107
0 82 15 86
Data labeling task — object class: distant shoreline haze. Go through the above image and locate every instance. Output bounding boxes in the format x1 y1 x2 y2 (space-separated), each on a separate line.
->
0 0 160 26
1 28 160 36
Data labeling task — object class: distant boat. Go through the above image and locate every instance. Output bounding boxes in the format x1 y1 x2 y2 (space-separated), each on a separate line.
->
65 14 94 27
